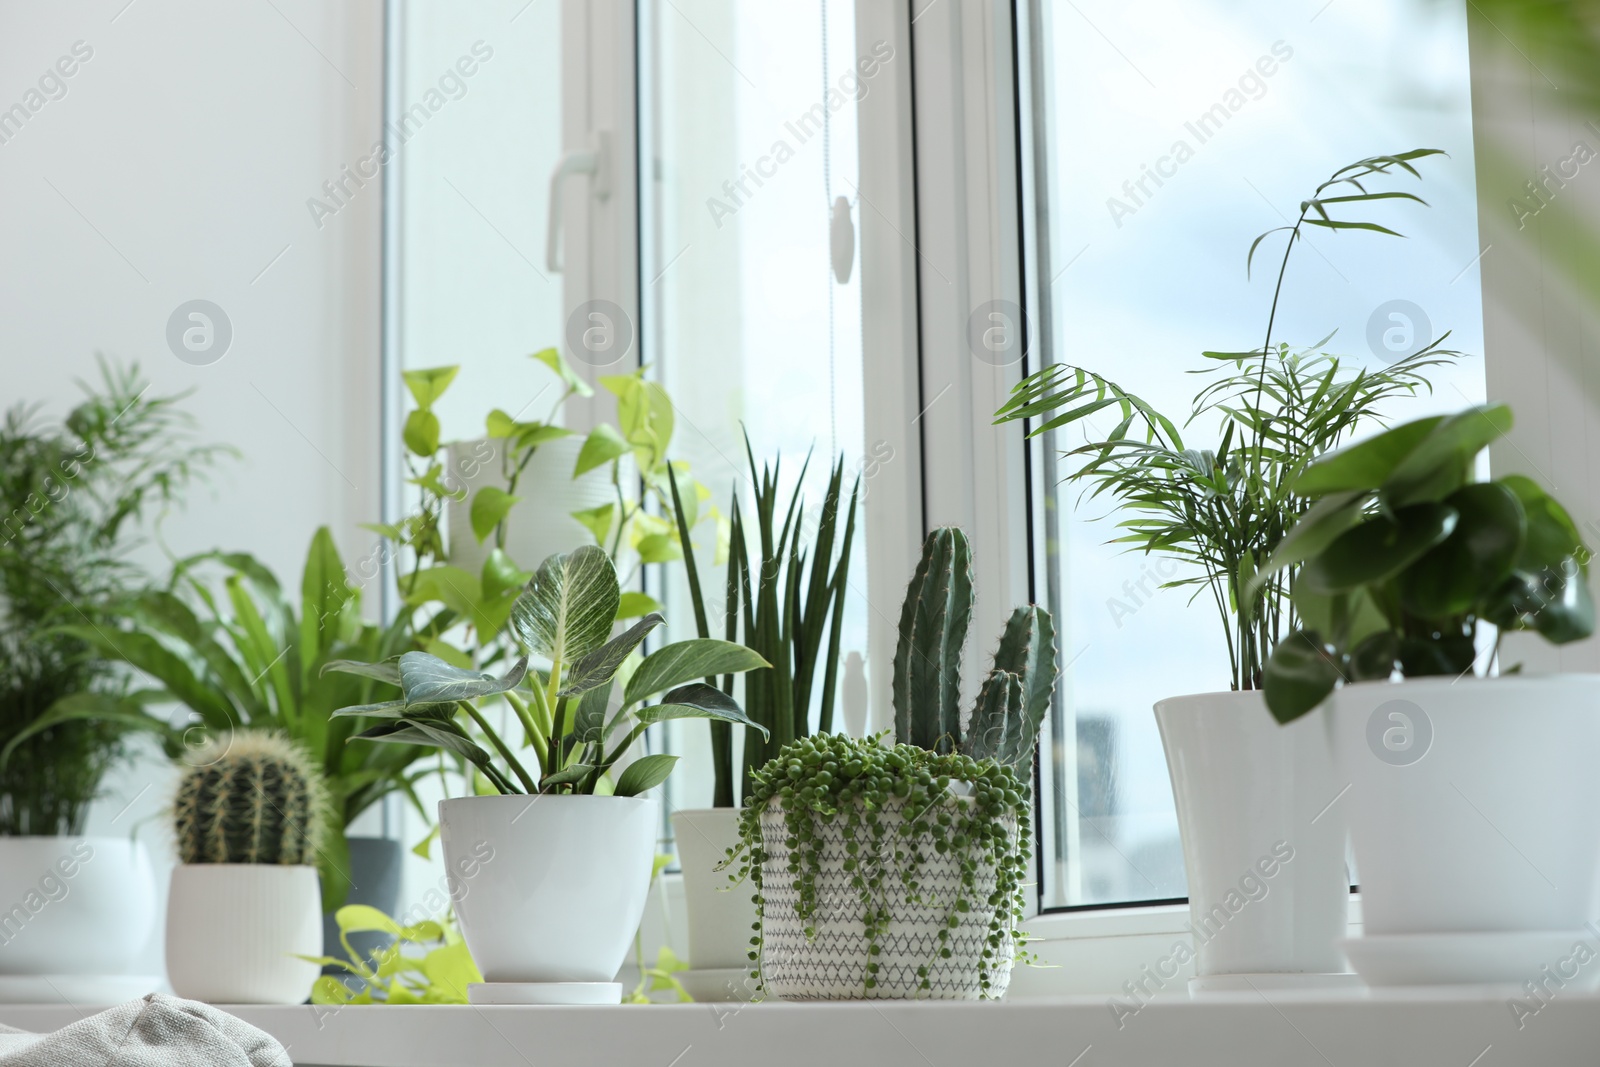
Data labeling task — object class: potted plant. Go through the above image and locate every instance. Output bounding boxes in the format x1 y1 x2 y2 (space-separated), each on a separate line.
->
0 360 224 995
665 445 858 993
1258 404 1596 985
328 544 769 1004
17 528 436 962
390 350 716 597
165 730 327 1003
725 527 1054 1000
993 150 1460 986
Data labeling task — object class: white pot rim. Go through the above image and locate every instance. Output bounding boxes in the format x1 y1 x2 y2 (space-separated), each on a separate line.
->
1153 689 1267 710
173 862 318 872
0 835 146 844
438 793 656 810
1336 672 1600 695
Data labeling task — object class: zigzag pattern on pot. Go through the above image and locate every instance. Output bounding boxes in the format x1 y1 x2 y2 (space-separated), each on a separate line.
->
757 802 1016 1000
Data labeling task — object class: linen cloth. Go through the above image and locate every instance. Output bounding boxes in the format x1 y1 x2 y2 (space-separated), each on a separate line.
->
0 994 288 1066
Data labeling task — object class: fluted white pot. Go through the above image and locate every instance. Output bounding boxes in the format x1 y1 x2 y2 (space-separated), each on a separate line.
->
0 837 155 976
1154 690 1348 979
1331 675 1600 936
439 794 659 986
165 865 321 1004
672 808 755 975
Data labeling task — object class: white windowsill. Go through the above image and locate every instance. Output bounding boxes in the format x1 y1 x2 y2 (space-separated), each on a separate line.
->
1 985 1587 1067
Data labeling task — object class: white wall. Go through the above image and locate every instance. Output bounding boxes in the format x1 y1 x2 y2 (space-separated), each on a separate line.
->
0 0 383 974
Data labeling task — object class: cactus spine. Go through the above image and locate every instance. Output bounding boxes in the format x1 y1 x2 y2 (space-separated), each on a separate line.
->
893 529 1058 769
173 731 326 865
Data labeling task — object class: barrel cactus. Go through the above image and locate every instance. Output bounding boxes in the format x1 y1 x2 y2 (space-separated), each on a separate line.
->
892 527 1056 768
173 731 326 865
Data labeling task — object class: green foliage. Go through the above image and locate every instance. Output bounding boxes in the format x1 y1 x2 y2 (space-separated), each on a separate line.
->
0 358 227 835
726 733 1033 999
668 441 860 807
173 730 327 865
305 905 482 1005
995 150 1459 690
891 528 1056 771
1259 405 1595 723
11 528 434 909
329 545 770 795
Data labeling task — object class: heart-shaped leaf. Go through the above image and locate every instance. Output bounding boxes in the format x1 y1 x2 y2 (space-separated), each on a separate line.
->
1263 630 1344 724
1298 504 1458 595
469 487 520 543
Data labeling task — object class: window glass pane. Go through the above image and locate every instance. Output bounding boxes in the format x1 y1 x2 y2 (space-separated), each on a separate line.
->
396 1 562 442
639 0 873 813
1031 0 1487 908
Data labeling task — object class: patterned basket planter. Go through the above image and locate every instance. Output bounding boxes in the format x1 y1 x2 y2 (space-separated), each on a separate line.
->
756 797 1018 1000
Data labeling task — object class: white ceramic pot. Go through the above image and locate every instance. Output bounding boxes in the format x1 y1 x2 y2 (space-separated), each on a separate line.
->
445 437 615 576
1331 675 1600 936
0 837 155 976
165 864 322 1004
758 798 1017 1000
1154 690 1348 978
438 794 659 983
672 808 756 975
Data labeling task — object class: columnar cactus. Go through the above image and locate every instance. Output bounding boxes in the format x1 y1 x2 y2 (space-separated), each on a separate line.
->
173 731 326 865
892 528 1057 769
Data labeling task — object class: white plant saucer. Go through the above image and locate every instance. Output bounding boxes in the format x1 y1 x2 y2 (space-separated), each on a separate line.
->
1189 972 1362 996
467 982 622 1005
1340 930 1600 989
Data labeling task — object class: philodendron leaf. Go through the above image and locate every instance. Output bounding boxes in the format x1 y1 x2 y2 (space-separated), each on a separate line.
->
510 545 621 667
322 658 402 686
469 487 520 543
623 639 771 706
574 424 631 477
1298 504 1458 595
402 366 459 408
356 719 494 767
616 591 663 619
403 409 441 458
334 905 404 936
614 753 680 797
634 683 770 737
398 652 528 704
532 346 594 398
1293 416 1444 497
1263 630 1344 724
572 679 616 743
331 699 459 721
559 613 665 696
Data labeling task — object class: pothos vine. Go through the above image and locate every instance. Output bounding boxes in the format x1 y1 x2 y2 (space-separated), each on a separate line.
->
721 733 1034 998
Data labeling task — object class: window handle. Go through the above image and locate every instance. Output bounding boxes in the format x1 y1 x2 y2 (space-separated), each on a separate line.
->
545 130 611 274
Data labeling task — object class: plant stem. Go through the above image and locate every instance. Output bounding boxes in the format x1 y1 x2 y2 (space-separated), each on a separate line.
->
459 700 537 792
504 688 545 754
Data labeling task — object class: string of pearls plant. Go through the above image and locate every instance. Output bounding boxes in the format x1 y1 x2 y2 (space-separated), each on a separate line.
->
725 732 1034 998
